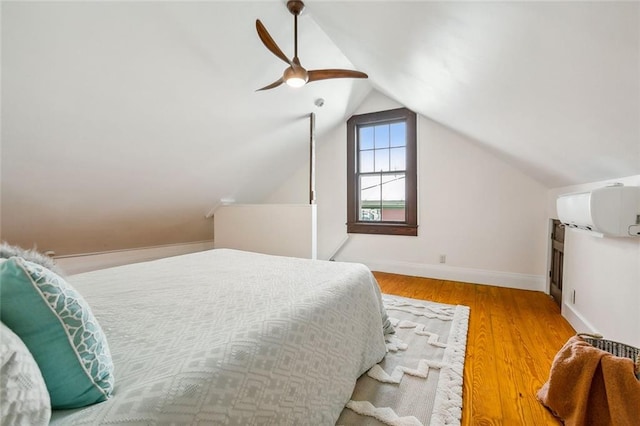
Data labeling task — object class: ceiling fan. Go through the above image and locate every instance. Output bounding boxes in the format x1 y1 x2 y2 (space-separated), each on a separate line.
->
256 0 368 91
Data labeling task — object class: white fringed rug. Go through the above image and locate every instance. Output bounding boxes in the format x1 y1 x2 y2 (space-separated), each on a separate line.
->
337 295 470 426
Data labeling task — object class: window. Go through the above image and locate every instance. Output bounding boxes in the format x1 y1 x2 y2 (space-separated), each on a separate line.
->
347 107 417 236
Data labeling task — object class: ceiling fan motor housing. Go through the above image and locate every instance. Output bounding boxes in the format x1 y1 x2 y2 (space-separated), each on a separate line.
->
283 66 309 86
287 1 305 16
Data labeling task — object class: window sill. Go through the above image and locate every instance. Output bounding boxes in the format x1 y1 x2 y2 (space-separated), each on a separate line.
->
347 222 418 236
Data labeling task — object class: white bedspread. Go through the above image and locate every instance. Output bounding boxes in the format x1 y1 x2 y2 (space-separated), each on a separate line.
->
50 249 388 425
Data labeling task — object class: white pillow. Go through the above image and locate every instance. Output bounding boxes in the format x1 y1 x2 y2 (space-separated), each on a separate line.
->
0 322 51 426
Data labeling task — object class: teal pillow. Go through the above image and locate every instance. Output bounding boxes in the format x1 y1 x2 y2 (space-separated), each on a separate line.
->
0 257 114 409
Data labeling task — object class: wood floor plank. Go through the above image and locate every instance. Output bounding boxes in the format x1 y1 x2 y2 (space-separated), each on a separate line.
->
463 283 503 425
448 280 478 423
373 272 575 426
490 309 529 424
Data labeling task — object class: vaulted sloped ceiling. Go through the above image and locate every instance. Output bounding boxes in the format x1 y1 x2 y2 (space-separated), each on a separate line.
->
1 1 371 253
1 1 638 254
310 1 640 187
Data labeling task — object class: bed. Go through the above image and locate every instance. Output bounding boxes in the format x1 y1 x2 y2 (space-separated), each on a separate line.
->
34 248 391 424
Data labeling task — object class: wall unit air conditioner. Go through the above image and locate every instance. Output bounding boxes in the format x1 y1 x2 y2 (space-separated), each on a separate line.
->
556 184 640 237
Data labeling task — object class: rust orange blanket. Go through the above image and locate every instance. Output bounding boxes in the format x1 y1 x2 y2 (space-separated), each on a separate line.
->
537 336 640 426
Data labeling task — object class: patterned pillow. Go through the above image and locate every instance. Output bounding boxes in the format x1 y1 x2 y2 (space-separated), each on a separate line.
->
0 321 51 426
0 257 114 409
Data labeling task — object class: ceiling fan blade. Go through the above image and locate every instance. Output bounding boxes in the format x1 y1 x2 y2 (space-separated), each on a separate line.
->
256 20 292 66
256 77 285 91
307 69 368 82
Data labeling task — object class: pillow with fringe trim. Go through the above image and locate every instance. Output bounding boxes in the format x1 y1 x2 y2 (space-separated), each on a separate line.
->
0 242 63 276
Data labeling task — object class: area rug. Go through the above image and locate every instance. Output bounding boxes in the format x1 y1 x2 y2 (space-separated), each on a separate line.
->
337 295 470 426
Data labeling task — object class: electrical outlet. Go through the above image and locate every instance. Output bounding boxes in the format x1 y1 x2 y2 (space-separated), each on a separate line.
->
439 254 446 264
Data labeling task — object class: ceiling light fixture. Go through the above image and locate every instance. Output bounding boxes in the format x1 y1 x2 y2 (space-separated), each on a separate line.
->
285 77 306 88
283 65 309 88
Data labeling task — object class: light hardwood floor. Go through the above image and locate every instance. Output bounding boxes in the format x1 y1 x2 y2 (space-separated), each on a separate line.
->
373 271 576 426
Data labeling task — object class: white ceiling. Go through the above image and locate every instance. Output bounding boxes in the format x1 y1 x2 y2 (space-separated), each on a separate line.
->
310 1 640 187
2 1 639 251
2 1 371 213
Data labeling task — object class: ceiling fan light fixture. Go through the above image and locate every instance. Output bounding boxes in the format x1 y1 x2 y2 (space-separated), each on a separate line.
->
283 66 308 88
285 76 307 88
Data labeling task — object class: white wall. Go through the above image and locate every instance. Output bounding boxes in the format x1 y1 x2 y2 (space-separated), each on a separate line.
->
214 204 317 259
548 175 640 348
268 91 550 291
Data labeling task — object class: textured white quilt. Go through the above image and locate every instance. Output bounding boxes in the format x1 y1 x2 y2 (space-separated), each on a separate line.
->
50 249 388 425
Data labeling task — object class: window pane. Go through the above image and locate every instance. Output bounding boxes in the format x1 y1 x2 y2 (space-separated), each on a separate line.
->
390 147 406 171
374 124 389 149
360 207 381 221
360 175 381 222
360 175 381 201
359 126 374 150
359 173 406 222
359 150 374 173
382 173 406 201
381 173 406 221
359 205 382 222
390 122 406 147
374 148 390 172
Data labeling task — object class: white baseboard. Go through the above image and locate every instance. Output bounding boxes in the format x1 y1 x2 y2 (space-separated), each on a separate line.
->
346 258 546 292
54 240 215 275
562 302 597 334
